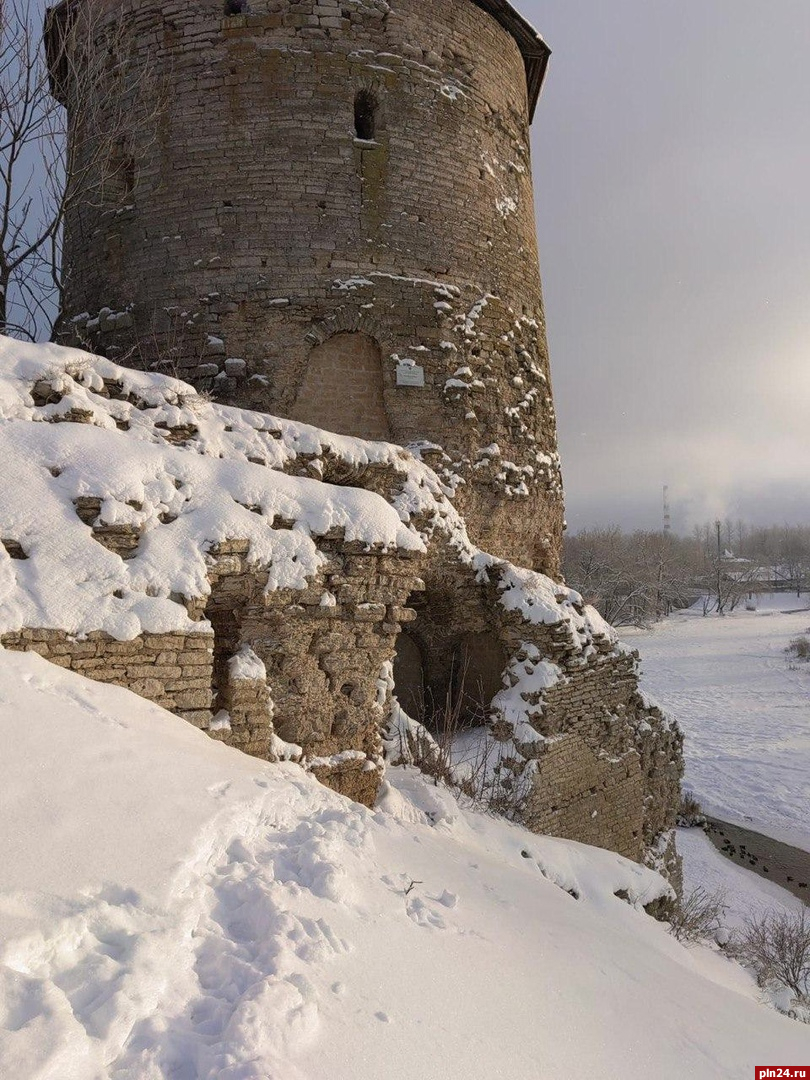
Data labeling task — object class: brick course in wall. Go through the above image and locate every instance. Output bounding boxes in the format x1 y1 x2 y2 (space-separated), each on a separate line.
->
0 627 214 715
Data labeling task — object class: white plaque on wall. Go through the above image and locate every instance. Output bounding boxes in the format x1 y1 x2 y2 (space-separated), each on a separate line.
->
396 363 425 387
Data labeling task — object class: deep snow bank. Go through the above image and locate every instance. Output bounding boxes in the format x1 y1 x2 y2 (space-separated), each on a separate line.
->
0 650 806 1079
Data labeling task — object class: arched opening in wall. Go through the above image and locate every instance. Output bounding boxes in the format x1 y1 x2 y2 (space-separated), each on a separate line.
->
452 633 507 725
392 630 425 721
354 89 377 140
290 332 391 441
392 586 507 734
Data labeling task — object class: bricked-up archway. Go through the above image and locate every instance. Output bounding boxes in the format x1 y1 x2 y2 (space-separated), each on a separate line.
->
290 332 391 441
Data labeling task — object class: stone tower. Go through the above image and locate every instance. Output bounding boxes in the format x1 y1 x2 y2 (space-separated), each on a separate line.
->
47 0 563 573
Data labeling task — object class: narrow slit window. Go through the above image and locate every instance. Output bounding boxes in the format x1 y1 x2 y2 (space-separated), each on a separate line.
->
123 156 135 198
105 142 136 204
354 89 377 140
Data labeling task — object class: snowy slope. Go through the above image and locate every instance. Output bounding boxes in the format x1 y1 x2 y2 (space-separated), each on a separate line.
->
627 596 810 851
1 649 807 1080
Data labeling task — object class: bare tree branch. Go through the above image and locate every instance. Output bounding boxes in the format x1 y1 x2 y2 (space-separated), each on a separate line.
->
0 0 164 340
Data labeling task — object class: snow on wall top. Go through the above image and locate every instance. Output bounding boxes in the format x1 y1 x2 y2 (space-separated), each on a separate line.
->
0 339 424 639
0 339 613 653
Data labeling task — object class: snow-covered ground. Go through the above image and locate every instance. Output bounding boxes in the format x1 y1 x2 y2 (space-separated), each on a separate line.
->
626 594 810 852
1 649 808 1079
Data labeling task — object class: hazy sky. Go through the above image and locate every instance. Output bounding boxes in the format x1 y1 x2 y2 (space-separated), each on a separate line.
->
522 1 810 534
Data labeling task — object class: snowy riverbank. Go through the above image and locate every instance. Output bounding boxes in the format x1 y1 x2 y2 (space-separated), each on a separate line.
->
625 594 810 853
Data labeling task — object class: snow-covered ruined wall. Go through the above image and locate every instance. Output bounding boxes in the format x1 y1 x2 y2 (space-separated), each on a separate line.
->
0 341 682 858
48 0 562 573
389 543 683 864
0 340 427 803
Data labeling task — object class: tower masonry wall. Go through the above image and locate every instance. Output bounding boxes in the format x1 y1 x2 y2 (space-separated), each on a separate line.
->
54 0 563 572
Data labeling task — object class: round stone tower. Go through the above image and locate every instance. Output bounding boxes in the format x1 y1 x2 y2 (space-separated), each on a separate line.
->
47 0 563 573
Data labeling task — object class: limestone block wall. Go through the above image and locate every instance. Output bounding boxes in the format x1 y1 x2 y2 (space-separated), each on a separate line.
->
209 646 275 759
527 735 643 860
48 0 562 572
0 626 214 714
199 535 422 802
519 652 682 861
390 543 683 863
1 533 423 806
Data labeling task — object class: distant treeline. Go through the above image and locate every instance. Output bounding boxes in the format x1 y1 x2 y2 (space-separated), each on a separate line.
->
563 523 810 626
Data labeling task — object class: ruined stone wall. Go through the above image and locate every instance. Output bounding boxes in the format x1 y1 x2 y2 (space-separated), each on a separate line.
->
50 0 562 572
1 342 682 868
0 524 682 854
390 543 683 862
201 536 422 804
0 626 215 715
527 736 643 860
2 534 423 806
520 653 682 861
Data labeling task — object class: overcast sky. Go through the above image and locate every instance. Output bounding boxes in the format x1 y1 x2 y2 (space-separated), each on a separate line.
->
522 1 810 534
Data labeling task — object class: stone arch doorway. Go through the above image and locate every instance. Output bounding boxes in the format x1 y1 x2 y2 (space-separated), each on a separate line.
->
392 586 507 732
290 331 391 441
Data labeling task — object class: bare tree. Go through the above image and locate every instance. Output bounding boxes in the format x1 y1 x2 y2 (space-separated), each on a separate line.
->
780 526 810 597
0 0 162 340
567 520 810 626
735 909 810 1001
564 527 699 627
668 886 727 944
689 520 765 615
0 0 59 336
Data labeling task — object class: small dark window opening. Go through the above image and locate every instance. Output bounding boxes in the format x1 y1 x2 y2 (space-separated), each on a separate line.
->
354 89 377 140
106 143 135 204
123 156 135 198
224 0 248 14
